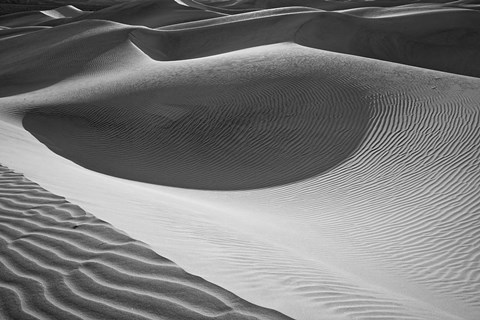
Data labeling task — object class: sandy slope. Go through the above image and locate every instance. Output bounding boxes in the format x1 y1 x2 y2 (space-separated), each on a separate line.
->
1 1 480 320
0 164 291 319
0 5 84 27
185 0 480 13
0 0 222 28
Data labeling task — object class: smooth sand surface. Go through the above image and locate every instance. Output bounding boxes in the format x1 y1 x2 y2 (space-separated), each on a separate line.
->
1 1 480 319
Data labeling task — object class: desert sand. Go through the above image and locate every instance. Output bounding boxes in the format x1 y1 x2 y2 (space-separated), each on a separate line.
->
0 164 290 319
1 0 480 319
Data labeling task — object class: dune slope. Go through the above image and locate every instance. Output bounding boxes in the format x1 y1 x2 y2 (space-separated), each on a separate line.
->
0 164 291 320
1 40 479 319
21 53 372 190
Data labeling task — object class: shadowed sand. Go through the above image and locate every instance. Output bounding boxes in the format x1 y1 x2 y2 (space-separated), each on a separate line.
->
1 3 479 96
22 68 371 190
0 164 291 320
191 0 480 11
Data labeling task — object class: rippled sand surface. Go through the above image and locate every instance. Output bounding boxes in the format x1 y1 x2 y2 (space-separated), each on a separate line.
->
1 1 480 319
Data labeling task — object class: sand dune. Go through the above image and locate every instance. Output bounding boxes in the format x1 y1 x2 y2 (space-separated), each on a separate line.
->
0 20 133 97
0 0 220 28
2 41 479 319
144 6 480 77
41 5 84 18
0 164 291 319
68 0 223 28
22 66 370 190
0 4 88 27
1 5 478 98
197 0 480 11
0 9 57 27
296 8 480 77
3 4 478 74
0 25 50 40
1 0 480 319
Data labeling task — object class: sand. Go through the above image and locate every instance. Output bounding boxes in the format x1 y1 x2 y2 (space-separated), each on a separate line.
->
0 164 290 319
1 0 480 319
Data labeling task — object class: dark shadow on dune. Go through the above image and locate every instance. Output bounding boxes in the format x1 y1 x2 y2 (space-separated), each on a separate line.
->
0 20 132 98
0 164 293 320
129 8 480 77
60 0 223 28
23 76 371 190
189 0 479 13
2 4 480 98
13 1 479 190
128 9 319 61
295 10 480 78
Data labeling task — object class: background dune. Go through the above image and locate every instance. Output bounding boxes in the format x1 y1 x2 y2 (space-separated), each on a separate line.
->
296 8 480 77
1 0 480 319
65 0 223 28
195 0 480 11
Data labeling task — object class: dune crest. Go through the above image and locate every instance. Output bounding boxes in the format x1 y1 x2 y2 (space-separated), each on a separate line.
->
0 164 291 320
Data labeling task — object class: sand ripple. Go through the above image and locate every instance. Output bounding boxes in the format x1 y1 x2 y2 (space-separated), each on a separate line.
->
0 165 291 320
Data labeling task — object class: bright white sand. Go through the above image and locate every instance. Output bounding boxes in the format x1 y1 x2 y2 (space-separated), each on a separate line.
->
1 1 480 319
0 164 291 319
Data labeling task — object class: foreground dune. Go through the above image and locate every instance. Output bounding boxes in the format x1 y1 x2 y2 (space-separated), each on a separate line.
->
1 0 480 319
0 164 291 319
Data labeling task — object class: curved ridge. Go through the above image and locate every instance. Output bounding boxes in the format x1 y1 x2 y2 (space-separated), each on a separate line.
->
0 164 292 320
23 51 372 190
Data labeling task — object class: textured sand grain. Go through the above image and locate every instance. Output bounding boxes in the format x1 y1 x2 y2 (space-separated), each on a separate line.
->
0 164 291 320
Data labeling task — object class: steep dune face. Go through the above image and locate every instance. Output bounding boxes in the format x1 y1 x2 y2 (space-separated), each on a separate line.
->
22 63 371 190
65 0 224 28
0 164 292 320
16 17 371 190
0 5 85 27
129 8 319 60
0 1 221 28
140 6 480 77
195 0 473 11
296 8 480 77
0 25 50 40
0 10 55 27
41 5 84 18
1 5 480 90
0 20 132 97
